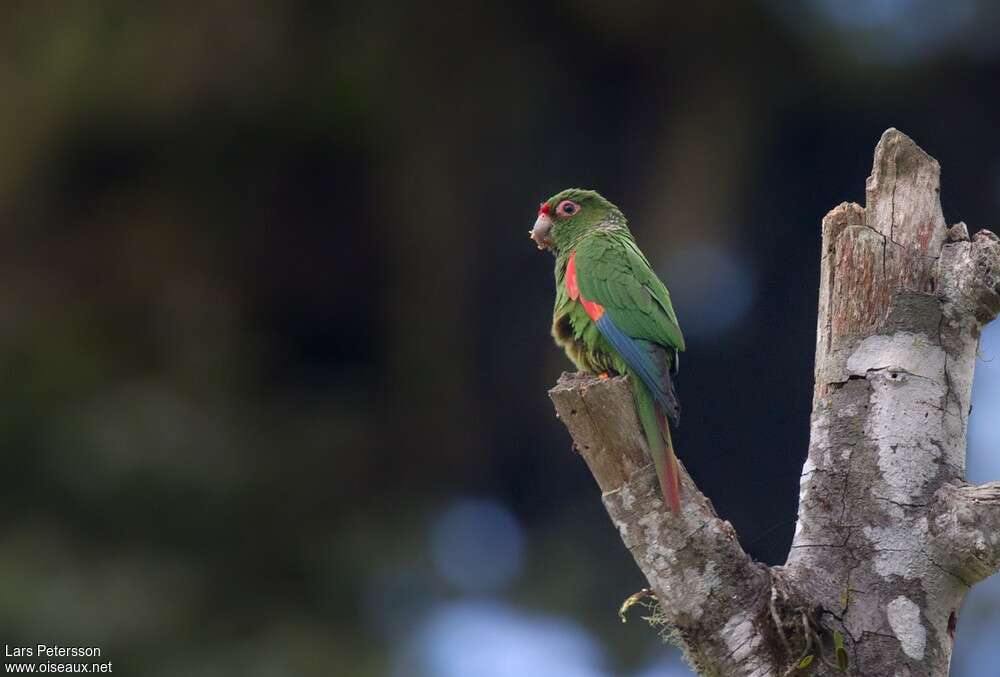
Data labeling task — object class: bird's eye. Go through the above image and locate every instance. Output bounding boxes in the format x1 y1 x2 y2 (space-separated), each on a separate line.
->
557 200 578 216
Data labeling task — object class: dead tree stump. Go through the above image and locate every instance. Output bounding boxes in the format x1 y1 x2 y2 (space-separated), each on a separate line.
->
549 129 1000 677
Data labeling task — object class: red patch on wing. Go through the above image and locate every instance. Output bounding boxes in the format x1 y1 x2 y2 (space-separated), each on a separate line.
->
565 252 605 320
565 251 580 300
581 298 605 321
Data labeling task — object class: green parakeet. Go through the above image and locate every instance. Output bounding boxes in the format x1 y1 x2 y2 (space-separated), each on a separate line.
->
531 189 686 514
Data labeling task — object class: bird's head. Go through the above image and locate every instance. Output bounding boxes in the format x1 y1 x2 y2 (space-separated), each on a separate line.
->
529 188 623 254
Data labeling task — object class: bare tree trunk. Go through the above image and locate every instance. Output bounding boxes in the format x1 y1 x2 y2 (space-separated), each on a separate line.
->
549 129 1000 676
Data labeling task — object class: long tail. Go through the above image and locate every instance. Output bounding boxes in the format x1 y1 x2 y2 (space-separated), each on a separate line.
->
657 413 682 515
634 380 682 515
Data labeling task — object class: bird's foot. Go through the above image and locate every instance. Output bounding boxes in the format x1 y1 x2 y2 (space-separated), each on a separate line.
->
598 372 610 381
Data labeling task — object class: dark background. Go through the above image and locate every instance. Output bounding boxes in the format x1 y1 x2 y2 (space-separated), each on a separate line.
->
2 1 1000 675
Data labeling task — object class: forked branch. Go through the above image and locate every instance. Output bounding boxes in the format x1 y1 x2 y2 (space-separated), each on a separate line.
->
548 129 1000 676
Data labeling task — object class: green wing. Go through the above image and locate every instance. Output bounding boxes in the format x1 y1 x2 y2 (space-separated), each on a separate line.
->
575 233 685 354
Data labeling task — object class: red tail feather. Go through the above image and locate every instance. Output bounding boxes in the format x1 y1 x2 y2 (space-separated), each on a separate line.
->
659 449 681 516
657 407 682 515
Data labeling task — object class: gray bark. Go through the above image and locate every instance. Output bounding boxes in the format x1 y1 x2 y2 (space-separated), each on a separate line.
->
548 129 1000 676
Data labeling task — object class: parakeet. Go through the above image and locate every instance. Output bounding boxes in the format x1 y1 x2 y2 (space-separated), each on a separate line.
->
531 189 686 514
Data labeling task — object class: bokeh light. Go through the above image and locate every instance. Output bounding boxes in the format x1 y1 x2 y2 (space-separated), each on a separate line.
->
660 243 755 340
430 498 525 593
397 599 607 677
772 0 988 64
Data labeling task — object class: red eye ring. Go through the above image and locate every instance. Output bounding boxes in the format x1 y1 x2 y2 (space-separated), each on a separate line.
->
556 200 580 217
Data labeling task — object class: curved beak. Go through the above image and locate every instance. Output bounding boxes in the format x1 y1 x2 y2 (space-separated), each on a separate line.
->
530 213 553 250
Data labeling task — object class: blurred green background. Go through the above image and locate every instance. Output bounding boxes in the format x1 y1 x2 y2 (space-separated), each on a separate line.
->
3 1 1000 675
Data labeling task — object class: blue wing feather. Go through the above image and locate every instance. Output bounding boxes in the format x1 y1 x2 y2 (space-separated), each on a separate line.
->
595 314 680 426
